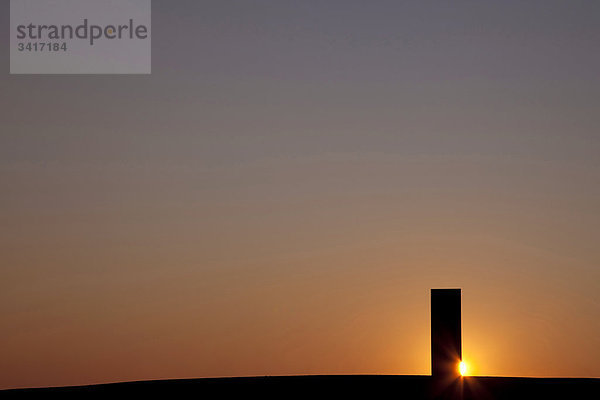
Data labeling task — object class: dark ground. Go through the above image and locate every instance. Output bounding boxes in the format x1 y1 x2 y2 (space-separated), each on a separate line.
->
2 375 599 399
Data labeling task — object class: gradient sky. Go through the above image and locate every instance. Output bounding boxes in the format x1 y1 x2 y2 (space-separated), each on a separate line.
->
1 0 599 389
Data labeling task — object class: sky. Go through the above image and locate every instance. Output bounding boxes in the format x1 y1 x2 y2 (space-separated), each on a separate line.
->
1 0 599 389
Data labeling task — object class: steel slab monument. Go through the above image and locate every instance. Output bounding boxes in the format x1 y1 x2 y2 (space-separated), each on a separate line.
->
431 288 462 379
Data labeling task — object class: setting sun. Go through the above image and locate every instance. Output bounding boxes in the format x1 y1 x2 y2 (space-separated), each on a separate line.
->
459 361 468 376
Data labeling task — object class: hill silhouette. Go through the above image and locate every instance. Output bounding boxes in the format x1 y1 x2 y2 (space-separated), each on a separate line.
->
2 375 599 399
